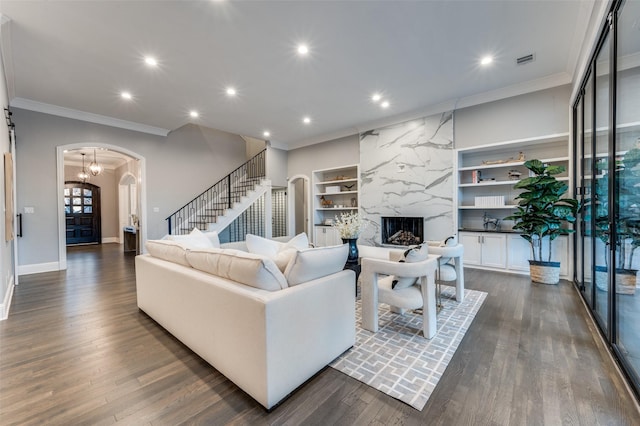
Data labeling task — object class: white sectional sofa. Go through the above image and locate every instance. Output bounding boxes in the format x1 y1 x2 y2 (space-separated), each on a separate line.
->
135 237 355 409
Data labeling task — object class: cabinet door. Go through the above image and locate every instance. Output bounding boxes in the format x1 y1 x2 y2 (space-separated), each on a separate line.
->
327 227 342 246
314 226 328 247
481 234 506 268
507 234 531 272
460 233 482 266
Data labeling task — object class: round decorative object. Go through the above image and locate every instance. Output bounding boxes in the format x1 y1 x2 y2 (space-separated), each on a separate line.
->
342 238 359 264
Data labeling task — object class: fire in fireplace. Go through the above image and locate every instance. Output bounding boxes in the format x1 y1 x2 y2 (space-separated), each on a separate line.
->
381 216 424 246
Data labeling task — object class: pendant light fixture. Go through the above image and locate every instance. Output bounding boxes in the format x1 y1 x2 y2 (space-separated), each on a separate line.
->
88 149 103 176
77 153 89 182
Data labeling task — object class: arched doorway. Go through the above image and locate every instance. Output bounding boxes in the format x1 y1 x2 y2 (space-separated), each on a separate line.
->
56 144 147 270
287 175 311 238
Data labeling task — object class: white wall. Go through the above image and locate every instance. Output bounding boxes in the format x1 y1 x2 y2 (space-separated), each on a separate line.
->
266 146 288 188
455 85 571 148
0 43 14 318
13 109 247 270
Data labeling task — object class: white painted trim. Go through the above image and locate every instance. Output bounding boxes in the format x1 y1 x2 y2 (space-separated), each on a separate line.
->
18 261 60 276
10 98 170 137
102 237 119 244
57 143 148 268
455 132 570 153
0 276 14 320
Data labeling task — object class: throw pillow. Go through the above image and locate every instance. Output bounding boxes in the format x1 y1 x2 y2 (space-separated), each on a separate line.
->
145 239 191 266
186 248 288 291
202 229 221 248
166 228 214 249
392 244 429 289
284 243 348 286
246 232 310 272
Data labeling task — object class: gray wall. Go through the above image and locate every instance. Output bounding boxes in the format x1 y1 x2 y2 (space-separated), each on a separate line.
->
287 134 359 180
13 109 247 268
266 146 288 188
455 85 571 148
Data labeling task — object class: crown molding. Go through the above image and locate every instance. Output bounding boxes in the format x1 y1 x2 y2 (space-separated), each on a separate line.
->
10 98 170 136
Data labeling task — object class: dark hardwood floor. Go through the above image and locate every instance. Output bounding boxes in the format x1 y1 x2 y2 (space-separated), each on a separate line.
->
1 243 639 425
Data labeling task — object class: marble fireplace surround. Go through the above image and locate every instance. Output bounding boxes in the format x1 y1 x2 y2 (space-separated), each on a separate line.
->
359 111 454 247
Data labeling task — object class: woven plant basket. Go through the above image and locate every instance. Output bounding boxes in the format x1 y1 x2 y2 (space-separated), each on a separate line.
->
529 260 561 285
615 269 637 295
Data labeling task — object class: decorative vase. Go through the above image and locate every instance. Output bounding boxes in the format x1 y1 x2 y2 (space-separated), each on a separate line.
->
529 260 561 285
342 238 359 264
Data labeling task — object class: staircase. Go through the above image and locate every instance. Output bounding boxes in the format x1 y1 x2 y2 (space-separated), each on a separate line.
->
166 149 271 236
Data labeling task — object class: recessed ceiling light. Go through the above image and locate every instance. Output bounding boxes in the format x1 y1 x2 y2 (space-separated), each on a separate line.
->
297 44 309 56
380 101 390 109
190 110 199 118
144 56 158 67
263 131 271 138
371 93 382 103
121 91 132 100
303 116 311 124
226 87 237 96
480 56 493 66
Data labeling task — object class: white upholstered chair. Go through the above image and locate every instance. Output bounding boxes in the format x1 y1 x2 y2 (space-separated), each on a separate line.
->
425 241 465 302
360 253 439 339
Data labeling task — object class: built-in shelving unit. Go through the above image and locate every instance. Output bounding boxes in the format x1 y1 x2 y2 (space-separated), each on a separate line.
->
312 164 360 247
455 133 571 277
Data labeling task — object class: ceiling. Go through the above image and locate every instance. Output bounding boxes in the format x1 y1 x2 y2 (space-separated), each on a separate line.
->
0 1 593 150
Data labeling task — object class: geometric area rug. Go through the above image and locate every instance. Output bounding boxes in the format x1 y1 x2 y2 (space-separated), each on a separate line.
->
329 286 487 410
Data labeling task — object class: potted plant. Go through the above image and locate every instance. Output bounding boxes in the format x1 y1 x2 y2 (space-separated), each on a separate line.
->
504 159 580 284
332 211 365 264
590 146 640 294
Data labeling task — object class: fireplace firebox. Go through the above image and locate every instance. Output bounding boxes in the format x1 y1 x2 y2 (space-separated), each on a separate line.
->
381 216 424 246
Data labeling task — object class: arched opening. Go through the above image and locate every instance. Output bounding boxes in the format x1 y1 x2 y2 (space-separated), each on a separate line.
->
287 175 311 238
56 144 147 270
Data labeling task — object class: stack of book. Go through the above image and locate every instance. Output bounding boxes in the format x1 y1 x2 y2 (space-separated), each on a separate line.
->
474 195 505 207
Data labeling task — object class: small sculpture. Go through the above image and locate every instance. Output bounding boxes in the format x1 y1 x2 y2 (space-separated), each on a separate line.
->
483 212 501 231
482 151 525 165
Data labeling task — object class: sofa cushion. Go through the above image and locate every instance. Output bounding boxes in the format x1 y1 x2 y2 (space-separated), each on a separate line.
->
202 229 221 248
166 228 215 249
284 243 348 286
186 248 288 291
246 232 309 272
145 239 190 267
392 244 429 289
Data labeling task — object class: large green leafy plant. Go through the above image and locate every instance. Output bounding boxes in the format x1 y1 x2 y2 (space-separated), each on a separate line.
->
504 159 580 262
591 146 640 271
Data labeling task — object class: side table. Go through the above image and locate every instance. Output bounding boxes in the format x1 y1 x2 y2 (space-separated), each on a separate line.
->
343 262 361 296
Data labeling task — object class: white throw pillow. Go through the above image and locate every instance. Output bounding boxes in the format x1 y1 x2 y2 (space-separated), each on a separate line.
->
166 228 214 249
186 248 288 291
392 244 429 289
246 233 310 272
202 230 221 248
284 243 348 286
145 239 191 267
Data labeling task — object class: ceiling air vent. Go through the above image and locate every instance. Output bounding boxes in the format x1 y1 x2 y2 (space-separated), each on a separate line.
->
516 53 535 65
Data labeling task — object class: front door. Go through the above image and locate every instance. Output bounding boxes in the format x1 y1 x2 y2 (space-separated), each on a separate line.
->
65 181 101 245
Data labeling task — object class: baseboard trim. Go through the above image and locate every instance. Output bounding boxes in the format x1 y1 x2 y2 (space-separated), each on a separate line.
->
102 237 119 244
18 261 61 276
1 276 15 320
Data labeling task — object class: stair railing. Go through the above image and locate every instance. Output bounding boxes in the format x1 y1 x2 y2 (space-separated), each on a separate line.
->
166 149 266 235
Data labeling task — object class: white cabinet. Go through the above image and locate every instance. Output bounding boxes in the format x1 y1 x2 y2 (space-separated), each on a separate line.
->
459 232 506 269
314 226 341 247
312 164 359 246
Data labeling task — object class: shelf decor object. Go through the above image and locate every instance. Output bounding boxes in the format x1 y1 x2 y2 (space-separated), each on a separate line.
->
503 159 580 284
